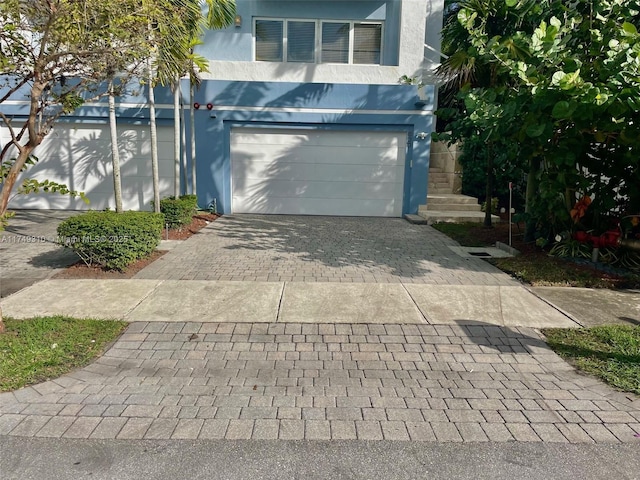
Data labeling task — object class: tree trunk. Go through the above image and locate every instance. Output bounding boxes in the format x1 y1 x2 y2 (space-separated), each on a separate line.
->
148 61 160 213
173 77 181 198
0 144 35 217
483 142 493 228
180 96 188 192
190 82 197 196
108 81 123 213
524 156 541 242
0 82 46 217
0 305 5 334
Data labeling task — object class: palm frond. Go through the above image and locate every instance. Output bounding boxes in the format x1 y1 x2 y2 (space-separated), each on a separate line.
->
204 0 236 30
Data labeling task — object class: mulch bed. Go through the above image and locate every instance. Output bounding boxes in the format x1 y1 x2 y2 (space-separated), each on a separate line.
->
466 218 636 288
164 213 220 240
53 213 220 279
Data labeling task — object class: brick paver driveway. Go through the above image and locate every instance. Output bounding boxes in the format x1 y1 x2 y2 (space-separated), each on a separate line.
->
136 215 518 285
1 322 639 442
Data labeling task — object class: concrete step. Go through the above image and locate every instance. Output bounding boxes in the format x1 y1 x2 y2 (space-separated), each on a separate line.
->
428 167 444 174
404 213 429 225
418 210 501 224
425 194 480 205
428 188 455 194
428 182 452 190
422 203 482 212
429 172 451 182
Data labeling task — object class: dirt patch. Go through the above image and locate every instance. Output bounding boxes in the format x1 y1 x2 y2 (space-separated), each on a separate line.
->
54 213 220 279
53 250 168 279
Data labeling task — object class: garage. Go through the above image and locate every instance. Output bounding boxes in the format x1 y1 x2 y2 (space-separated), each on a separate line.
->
230 128 407 217
2 123 174 211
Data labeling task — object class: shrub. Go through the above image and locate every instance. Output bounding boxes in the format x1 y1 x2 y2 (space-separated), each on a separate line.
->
156 195 198 228
57 211 163 270
481 197 499 214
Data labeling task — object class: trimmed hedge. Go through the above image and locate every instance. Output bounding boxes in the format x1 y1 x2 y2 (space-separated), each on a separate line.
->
57 211 163 270
156 195 198 228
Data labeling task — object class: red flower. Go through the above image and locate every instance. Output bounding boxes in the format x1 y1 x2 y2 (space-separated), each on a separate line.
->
570 196 592 223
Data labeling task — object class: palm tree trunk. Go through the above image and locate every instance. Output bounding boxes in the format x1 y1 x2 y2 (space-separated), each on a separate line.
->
190 81 197 195
173 76 181 198
180 97 188 192
148 59 160 213
108 81 123 213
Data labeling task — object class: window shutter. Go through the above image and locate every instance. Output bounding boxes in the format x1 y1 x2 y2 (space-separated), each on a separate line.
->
321 22 350 63
287 21 316 63
255 20 283 62
353 23 382 64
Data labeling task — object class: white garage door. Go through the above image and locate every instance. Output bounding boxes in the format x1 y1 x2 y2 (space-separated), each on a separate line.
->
1 123 174 211
231 128 406 217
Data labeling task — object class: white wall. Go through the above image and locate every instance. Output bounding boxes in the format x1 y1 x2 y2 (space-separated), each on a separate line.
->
0 123 174 211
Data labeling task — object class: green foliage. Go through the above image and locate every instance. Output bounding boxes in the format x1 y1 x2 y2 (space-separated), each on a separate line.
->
480 197 499 214
0 211 15 230
155 195 198 228
153 0 236 87
0 316 127 392
398 75 424 88
543 326 640 395
0 0 156 220
549 239 592 259
179 194 198 212
437 0 640 240
0 155 38 181
17 179 89 204
0 156 88 230
614 249 640 273
57 211 163 271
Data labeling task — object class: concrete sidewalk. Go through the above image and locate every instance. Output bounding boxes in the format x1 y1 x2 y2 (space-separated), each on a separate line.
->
1 279 578 328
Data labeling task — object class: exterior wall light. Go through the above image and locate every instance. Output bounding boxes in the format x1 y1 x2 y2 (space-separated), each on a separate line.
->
234 15 242 27
415 132 428 140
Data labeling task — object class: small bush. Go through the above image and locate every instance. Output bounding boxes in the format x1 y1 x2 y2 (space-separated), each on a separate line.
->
57 211 163 270
481 197 499 214
156 195 198 228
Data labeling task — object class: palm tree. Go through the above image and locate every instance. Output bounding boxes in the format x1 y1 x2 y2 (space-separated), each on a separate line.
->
150 0 235 204
108 80 124 212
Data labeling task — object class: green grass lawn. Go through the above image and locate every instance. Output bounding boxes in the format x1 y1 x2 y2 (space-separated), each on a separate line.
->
0 316 127 392
431 223 490 247
491 256 631 288
543 326 640 395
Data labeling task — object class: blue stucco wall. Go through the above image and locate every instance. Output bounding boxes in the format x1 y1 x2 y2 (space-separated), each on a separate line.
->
1 78 435 216
199 0 401 66
187 79 434 215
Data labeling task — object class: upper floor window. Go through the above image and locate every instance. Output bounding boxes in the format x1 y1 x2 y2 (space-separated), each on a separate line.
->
254 18 383 65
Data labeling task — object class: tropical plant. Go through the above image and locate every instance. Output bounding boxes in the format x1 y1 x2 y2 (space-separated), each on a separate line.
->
147 0 236 206
435 0 640 239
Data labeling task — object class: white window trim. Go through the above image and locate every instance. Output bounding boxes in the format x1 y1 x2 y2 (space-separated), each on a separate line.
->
253 17 384 65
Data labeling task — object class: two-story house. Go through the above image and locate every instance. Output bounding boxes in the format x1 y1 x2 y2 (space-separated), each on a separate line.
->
3 0 444 217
